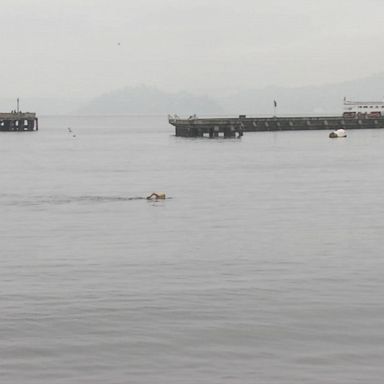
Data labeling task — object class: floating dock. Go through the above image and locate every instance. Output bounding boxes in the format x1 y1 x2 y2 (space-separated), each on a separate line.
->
0 112 38 131
169 115 384 137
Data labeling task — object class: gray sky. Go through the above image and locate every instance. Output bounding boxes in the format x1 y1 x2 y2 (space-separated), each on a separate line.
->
2 0 384 98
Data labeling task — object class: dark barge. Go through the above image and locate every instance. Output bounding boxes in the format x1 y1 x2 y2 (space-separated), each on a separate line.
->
169 114 384 137
0 112 38 131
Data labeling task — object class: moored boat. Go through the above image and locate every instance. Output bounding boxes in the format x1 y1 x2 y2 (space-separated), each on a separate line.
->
329 129 347 138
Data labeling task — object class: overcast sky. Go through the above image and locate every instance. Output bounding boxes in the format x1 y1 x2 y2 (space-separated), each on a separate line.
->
1 0 384 98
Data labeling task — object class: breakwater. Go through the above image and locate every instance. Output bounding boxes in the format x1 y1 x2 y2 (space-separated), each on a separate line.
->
169 115 384 137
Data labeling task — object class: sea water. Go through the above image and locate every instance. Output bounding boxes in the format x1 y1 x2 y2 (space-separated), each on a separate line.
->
1 116 384 383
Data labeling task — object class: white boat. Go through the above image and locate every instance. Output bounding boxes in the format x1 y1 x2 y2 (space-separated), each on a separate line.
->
329 129 347 138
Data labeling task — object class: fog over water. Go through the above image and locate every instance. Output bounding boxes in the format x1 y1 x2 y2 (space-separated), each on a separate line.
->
1 116 384 383
1 0 384 101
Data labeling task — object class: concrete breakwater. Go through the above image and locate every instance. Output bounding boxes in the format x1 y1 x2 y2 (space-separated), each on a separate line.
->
169 115 384 137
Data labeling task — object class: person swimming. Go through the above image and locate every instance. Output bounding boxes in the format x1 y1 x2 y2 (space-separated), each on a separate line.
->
146 192 166 200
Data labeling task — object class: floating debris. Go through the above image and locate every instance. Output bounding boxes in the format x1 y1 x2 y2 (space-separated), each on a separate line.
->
67 127 76 138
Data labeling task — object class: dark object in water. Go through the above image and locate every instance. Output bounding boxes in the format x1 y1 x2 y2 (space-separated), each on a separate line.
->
68 127 76 137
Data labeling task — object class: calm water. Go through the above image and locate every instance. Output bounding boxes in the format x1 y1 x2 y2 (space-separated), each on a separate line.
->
1 116 384 383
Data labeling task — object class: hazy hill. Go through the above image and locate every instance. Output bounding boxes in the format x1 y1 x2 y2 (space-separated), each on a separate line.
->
4 74 383 116
77 86 223 115
77 74 384 117
219 73 384 116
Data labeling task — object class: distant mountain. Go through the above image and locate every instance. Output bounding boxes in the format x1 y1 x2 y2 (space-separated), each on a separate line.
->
219 73 384 116
77 86 223 115
7 74 382 116
77 74 384 117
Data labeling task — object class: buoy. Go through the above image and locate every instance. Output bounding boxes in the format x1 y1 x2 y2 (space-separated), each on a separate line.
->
329 129 347 138
146 192 166 200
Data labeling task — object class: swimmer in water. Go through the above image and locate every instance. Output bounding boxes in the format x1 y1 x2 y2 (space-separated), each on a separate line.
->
146 192 166 200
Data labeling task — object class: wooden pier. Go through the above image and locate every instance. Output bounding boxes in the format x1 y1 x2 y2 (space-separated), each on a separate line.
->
169 114 384 137
0 112 38 131
169 115 244 138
